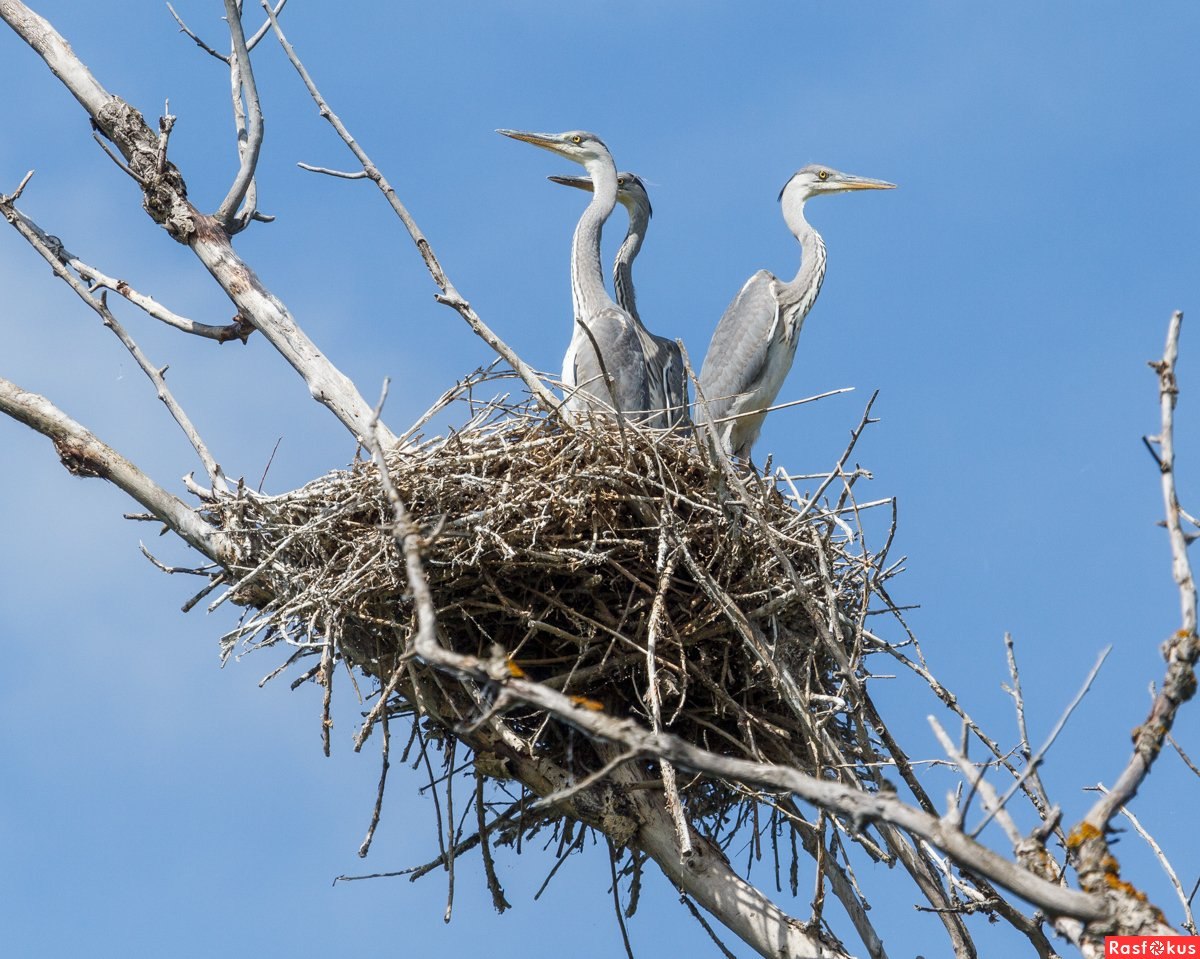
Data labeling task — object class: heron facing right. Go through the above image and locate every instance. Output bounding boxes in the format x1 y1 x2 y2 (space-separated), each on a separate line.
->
697 164 895 460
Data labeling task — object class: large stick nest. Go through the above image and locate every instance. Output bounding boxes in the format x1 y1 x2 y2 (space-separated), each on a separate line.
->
207 370 895 846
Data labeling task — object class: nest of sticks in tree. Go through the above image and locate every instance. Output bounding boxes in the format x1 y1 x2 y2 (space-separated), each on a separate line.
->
205 368 894 855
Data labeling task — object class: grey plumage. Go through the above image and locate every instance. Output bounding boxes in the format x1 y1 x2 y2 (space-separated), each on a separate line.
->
698 164 894 458
498 129 650 422
548 171 689 429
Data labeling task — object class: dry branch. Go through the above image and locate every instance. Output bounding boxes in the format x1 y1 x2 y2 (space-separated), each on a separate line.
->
0 376 233 563
1 190 228 493
260 2 561 417
0 0 397 447
1065 311 1196 945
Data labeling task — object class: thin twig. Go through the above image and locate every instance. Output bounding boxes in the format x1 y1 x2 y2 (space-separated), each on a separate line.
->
167 3 228 62
297 162 368 179
261 1 561 416
0 197 228 492
608 839 636 959
358 707 391 857
973 646 1109 837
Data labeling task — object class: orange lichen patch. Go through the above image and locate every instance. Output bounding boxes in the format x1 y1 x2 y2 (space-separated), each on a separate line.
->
1104 874 1149 902
504 659 526 678
569 696 605 712
1066 822 1103 848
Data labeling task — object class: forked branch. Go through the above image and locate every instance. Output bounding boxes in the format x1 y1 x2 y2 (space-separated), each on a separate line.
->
0 0 397 447
214 0 265 232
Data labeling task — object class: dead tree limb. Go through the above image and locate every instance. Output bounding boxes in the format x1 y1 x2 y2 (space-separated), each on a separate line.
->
0 0 397 447
0 376 233 564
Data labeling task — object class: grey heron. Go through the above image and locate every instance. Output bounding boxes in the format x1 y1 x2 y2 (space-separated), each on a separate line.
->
548 171 690 429
497 129 650 423
697 164 894 459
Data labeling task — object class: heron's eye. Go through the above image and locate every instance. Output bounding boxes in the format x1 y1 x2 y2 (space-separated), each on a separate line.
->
818 170 829 181
617 177 625 186
571 135 582 144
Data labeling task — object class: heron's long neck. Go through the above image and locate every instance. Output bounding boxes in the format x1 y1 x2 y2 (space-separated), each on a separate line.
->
612 204 646 325
570 161 618 320
781 198 827 328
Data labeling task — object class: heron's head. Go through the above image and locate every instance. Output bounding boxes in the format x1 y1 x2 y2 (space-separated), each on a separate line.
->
547 171 653 219
497 129 612 168
778 164 896 204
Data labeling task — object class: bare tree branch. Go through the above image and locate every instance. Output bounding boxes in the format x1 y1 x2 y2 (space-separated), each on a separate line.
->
1 189 228 493
0 376 233 563
1068 310 1194 938
1002 632 1056 817
297 162 368 180
167 2 228 63
0 0 397 447
974 646 1109 838
1087 783 1197 934
214 0 264 230
245 0 287 50
6 189 250 343
1079 311 1196 831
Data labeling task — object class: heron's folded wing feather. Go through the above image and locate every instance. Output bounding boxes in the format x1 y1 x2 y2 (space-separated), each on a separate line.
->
698 271 779 422
572 307 651 416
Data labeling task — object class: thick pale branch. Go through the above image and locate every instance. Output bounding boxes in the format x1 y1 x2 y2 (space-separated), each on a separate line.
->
0 377 233 563
0 0 110 116
245 0 286 50
481 671 1107 918
1089 783 1197 935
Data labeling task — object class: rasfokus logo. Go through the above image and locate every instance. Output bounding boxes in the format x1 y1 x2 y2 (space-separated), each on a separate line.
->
1106 938 1200 956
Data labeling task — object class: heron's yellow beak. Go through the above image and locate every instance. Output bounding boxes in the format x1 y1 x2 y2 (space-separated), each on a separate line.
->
497 129 561 151
839 175 897 191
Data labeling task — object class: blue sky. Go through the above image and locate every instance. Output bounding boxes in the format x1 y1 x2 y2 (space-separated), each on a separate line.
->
2 2 1199 956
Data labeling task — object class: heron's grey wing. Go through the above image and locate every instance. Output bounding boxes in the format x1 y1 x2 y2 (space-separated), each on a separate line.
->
632 329 668 428
652 334 690 427
571 307 651 418
697 271 780 424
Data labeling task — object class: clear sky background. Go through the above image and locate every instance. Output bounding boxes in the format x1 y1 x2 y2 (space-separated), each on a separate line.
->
2 2 1199 957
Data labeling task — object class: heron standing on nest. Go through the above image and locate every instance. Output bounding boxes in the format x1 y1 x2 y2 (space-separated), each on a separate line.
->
697 164 894 459
548 171 689 429
498 129 650 423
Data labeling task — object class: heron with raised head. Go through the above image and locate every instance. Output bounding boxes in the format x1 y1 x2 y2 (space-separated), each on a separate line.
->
548 171 689 429
497 129 650 423
697 164 895 459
